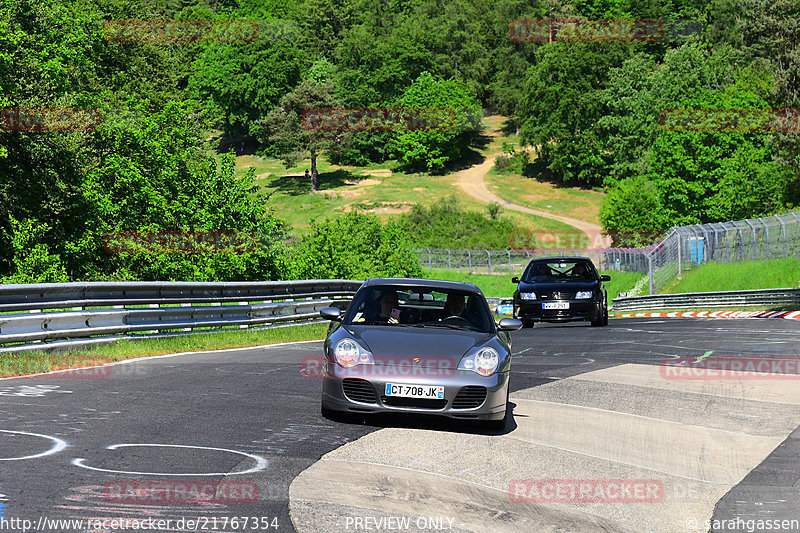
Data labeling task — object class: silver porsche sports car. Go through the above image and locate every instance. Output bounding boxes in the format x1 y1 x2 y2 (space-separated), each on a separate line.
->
319 278 522 429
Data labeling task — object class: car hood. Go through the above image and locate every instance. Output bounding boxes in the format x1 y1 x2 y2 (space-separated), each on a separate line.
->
518 280 598 293
346 325 493 367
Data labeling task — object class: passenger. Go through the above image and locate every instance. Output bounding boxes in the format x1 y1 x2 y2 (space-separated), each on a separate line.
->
536 264 551 279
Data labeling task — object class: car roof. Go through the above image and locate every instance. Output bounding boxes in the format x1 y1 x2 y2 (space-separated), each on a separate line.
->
362 277 483 294
531 256 592 262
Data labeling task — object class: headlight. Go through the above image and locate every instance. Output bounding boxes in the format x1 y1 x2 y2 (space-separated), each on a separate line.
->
333 339 374 368
575 291 593 299
520 292 536 300
458 347 500 376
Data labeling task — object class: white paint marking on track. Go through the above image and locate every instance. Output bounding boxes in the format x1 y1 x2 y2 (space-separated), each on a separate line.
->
72 443 268 476
0 430 68 461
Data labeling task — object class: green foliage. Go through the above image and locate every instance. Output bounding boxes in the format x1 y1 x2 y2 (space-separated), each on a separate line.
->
258 78 346 190
290 212 423 280
1 217 69 283
400 196 516 249
520 41 633 187
601 56 791 238
386 72 482 173
494 142 530 174
189 19 307 139
487 202 502 220
599 175 668 246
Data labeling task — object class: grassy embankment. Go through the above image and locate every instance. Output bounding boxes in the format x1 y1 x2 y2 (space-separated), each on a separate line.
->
662 258 800 294
0 323 327 378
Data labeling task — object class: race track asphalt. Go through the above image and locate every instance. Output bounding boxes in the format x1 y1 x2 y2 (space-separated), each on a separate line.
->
1 318 798 532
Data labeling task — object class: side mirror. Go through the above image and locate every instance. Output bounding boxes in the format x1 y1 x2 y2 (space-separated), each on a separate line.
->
498 318 523 331
320 307 342 321
511 276 520 284
600 275 611 282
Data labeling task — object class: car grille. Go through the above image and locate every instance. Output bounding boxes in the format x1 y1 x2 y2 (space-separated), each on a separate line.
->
381 397 447 409
545 291 574 299
452 386 488 409
342 378 378 404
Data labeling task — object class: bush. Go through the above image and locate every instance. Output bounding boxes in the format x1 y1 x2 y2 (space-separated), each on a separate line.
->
289 212 422 280
400 196 515 249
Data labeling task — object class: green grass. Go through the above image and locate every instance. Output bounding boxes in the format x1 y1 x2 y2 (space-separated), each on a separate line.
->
0 323 327 378
485 167 605 227
423 268 643 300
232 115 590 238
423 269 518 297
242 155 578 236
662 258 800 294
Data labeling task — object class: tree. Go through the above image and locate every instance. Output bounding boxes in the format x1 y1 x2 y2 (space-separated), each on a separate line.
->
290 212 422 280
188 17 307 140
259 79 345 191
386 72 482 173
519 40 632 186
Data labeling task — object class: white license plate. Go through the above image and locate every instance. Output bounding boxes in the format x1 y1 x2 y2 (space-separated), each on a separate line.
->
542 302 570 310
385 383 444 399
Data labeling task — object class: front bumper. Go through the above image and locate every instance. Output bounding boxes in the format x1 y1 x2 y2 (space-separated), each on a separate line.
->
321 361 509 421
516 299 603 323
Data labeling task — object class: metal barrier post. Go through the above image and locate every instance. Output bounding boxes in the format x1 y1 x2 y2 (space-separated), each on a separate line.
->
486 250 492 275
744 219 757 260
779 218 787 259
648 255 654 295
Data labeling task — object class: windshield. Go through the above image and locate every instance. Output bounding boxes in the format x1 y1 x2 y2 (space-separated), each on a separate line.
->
522 260 597 283
343 285 494 332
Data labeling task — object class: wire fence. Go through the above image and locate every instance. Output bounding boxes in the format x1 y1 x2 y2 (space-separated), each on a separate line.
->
643 212 800 294
415 211 800 295
414 248 623 276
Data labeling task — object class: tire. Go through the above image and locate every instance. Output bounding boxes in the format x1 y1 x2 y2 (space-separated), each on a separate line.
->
590 318 603 327
486 388 510 431
602 308 609 326
321 403 336 419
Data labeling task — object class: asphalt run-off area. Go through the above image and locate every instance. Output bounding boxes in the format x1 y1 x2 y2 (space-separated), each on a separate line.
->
1 318 799 533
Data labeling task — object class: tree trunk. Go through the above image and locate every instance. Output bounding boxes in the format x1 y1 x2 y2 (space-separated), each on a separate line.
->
310 149 318 192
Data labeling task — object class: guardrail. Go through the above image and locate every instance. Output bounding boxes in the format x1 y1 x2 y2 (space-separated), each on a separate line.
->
612 287 800 312
0 280 363 353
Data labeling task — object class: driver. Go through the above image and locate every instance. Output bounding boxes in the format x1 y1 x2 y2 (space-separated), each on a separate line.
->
441 293 465 318
571 264 588 278
375 290 401 324
536 264 551 278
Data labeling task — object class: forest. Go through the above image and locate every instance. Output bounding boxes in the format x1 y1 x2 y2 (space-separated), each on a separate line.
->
1 0 797 282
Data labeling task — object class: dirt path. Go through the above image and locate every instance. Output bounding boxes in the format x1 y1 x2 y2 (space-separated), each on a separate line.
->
455 118 611 248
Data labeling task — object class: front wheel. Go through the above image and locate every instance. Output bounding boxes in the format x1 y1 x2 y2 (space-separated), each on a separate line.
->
485 388 510 431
